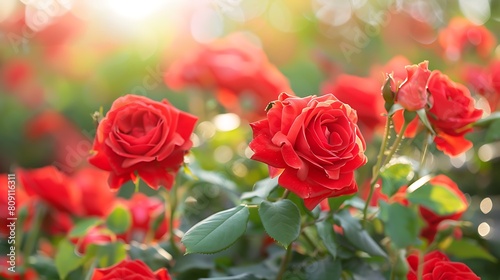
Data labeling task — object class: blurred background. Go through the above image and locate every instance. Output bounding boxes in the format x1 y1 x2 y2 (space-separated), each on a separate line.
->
1 0 500 277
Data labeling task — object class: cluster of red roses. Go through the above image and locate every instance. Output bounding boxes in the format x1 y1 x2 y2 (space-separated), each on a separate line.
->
0 166 174 279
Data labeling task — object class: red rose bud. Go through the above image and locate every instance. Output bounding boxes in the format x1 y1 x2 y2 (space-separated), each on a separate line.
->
91 259 171 280
396 61 431 111
407 250 480 280
88 94 197 190
249 93 367 210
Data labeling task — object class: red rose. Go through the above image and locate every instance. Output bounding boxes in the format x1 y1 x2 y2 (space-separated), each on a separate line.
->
73 167 115 217
438 17 496 60
116 193 171 243
165 33 293 121
88 94 197 190
18 166 83 215
407 251 480 280
396 61 431 111
91 259 171 280
427 71 483 156
249 93 367 210
320 75 385 141
418 175 467 242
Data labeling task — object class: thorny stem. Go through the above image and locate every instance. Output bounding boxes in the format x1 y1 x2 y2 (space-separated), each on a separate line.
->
362 117 391 227
276 243 293 280
168 184 181 256
363 118 409 227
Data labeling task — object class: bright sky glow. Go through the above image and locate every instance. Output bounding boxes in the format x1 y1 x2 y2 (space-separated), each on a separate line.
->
106 0 166 21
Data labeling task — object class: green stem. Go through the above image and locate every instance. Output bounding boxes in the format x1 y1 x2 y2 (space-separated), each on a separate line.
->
419 133 430 174
301 230 318 253
362 117 391 227
23 202 46 266
169 184 181 256
276 243 293 280
281 189 290 200
381 121 409 168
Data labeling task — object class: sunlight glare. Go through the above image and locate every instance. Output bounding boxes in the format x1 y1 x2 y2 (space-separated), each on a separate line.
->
106 0 165 21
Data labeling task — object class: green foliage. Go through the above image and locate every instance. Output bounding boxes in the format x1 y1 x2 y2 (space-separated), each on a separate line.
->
380 163 413 197
240 177 279 203
379 202 420 248
335 210 387 258
258 200 301 247
105 204 132 234
54 239 85 280
445 239 497 263
316 221 338 258
407 183 466 216
68 218 103 238
305 257 341 280
182 205 250 254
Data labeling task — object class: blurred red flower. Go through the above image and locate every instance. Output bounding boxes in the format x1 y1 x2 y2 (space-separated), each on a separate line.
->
71 226 115 255
249 93 367 210
438 17 496 60
91 259 171 280
165 33 293 121
73 167 116 217
407 250 479 280
116 193 171 243
89 94 197 190
462 60 500 111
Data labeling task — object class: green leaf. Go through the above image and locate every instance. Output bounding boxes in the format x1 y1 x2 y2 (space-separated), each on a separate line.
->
306 257 341 280
240 177 279 202
379 202 420 248
182 205 250 254
473 111 500 128
106 204 132 234
445 239 497 263
258 200 301 247
380 163 413 197
316 221 338 258
416 108 436 135
335 210 387 258
54 239 85 280
68 218 102 238
407 183 467 216
327 194 354 213
485 119 500 143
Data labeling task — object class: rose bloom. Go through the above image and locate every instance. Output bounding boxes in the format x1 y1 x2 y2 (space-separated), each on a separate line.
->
393 68 482 156
320 75 385 141
91 259 171 280
165 33 293 121
396 61 431 111
249 93 367 210
426 71 483 156
89 94 197 190
116 193 171 243
438 17 496 60
407 250 480 280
